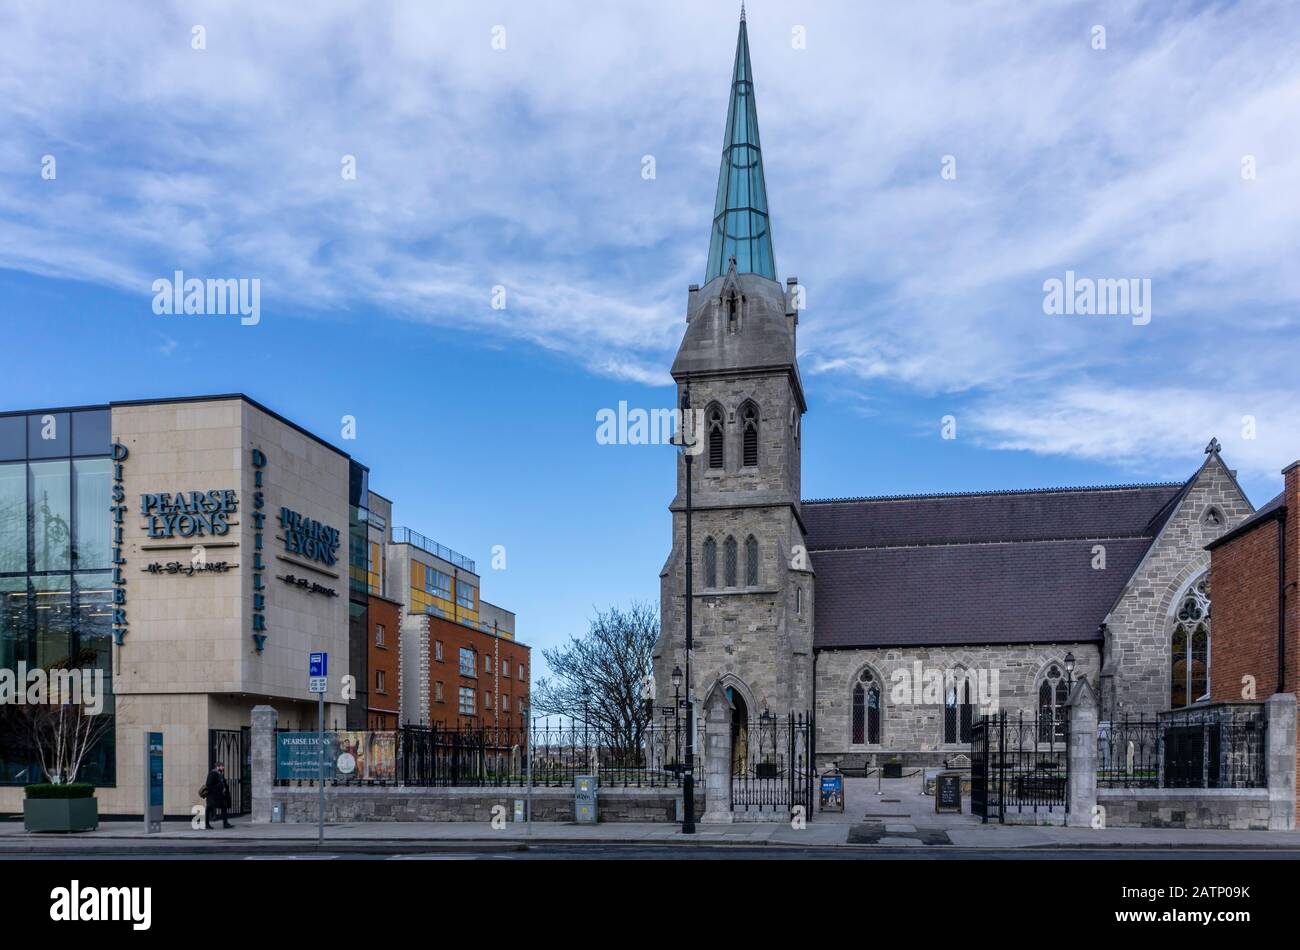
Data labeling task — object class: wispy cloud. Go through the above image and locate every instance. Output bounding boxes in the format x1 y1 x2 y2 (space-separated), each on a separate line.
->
1 0 1297 474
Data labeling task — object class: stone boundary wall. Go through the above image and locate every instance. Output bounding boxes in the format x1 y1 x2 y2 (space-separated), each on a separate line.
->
269 785 703 823
1098 788 1272 830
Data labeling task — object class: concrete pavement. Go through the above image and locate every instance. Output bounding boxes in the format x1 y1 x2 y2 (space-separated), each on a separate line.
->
3 778 1299 853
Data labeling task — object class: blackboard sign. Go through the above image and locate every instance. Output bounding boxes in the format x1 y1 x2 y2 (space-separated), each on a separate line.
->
819 772 844 812
935 771 962 813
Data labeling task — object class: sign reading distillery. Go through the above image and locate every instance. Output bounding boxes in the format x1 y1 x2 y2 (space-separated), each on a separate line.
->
278 508 340 566
140 490 238 538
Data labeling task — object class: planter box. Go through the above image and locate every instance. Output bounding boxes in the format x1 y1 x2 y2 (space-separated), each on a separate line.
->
883 763 903 779
24 796 98 832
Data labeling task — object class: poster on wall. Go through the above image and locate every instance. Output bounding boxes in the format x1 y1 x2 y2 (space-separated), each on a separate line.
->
275 731 397 782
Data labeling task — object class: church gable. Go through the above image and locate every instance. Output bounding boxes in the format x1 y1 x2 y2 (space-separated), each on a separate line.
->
1101 445 1256 716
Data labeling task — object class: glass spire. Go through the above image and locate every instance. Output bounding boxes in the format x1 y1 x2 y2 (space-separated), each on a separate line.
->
704 13 776 283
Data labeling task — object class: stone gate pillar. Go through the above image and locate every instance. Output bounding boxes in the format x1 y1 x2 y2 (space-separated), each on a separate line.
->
1066 680 1097 828
251 705 277 824
701 688 733 824
1266 693 1296 831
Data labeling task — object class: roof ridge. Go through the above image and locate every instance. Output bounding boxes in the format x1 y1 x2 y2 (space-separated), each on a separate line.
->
808 534 1157 554
802 482 1185 505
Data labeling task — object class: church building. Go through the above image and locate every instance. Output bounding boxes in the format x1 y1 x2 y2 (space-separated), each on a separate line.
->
651 11 1255 770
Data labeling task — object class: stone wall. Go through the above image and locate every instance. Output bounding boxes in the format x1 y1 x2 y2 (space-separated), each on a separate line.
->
269 785 703 823
815 643 1101 768
1098 789 1272 830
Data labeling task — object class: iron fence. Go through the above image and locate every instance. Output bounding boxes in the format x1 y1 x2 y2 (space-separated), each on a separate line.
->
274 721 701 789
970 710 1069 823
1097 717 1160 788
729 712 814 815
1160 703 1266 789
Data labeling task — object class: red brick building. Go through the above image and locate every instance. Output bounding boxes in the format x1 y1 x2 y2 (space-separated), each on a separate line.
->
423 613 530 729
1207 460 1298 797
367 594 403 729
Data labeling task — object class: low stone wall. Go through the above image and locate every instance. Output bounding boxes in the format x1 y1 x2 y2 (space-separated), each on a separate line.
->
1098 788 1272 830
269 785 703 823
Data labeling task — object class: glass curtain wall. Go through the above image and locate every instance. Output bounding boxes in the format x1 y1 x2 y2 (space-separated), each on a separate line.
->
0 409 115 785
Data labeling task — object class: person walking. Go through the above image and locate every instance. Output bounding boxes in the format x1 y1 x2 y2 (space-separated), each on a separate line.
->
203 762 233 829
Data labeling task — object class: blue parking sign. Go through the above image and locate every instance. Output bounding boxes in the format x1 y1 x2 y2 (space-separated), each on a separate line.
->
309 652 327 677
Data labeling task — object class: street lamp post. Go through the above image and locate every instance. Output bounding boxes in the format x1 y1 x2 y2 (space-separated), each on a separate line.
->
671 665 683 774
1064 651 1076 693
679 383 697 834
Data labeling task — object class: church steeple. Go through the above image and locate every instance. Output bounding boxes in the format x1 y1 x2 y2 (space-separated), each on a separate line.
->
704 10 776 284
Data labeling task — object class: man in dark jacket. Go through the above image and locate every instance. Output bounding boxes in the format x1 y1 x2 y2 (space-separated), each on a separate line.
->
204 762 233 829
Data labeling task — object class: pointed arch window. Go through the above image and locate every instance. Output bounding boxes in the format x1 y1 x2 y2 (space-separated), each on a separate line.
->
744 534 758 586
726 292 740 333
703 536 717 588
1038 665 1069 742
943 677 974 744
1171 579 1210 708
724 536 737 587
852 669 882 744
741 402 759 468
707 405 725 469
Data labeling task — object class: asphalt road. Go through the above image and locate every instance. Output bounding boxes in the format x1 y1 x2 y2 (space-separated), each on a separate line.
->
6 844 1300 860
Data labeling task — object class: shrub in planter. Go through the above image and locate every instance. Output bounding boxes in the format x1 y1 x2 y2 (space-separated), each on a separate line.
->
24 783 98 832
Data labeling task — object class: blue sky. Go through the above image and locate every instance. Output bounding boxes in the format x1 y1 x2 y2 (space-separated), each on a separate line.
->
2 0 1299 674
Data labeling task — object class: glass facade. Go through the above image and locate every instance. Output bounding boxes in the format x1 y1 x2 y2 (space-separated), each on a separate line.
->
0 409 115 785
346 460 370 729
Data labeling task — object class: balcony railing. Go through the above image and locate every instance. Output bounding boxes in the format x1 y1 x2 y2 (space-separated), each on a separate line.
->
390 526 475 572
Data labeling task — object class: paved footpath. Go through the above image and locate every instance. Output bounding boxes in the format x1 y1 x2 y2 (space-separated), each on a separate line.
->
3 779 1299 853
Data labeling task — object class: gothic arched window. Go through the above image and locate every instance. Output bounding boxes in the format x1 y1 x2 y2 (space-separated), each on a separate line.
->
724 536 737 587
741 402 759 468
1171 579 1210 708
852 669 881 744
744 534 758 586
726 292 739 333
943 677 974 744
1038 665 1069 742
707 405 725 469
703 536 717 588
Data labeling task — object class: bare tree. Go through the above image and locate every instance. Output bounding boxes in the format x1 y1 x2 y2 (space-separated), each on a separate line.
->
532 602 657 756
19 701 114 785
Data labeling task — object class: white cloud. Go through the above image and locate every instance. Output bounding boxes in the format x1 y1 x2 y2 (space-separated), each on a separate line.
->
0 0 1297 451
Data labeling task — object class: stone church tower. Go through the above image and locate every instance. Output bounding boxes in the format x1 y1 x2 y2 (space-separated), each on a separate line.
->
653 12 813 723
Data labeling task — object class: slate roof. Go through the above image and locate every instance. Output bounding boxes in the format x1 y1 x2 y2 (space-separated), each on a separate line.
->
803 483 1187 649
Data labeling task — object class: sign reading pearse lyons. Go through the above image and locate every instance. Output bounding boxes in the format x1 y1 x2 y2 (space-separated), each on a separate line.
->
140 490 238 538
278 507 340 566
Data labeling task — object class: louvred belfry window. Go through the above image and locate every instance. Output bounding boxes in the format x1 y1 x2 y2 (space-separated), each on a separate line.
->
741 403 759 467
707 406 725 469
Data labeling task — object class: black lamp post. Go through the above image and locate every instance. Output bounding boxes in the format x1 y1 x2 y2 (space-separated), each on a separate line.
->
1064 651 1076 692
679 383 697 834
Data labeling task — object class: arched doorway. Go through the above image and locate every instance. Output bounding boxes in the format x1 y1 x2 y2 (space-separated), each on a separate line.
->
727 686 749 774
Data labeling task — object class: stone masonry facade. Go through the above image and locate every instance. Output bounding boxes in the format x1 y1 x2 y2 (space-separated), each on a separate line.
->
815 643 1101 769
1101 452 1253 719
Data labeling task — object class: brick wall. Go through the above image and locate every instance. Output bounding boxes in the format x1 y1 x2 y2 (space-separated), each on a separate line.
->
367 594 402 729
425 614 530 729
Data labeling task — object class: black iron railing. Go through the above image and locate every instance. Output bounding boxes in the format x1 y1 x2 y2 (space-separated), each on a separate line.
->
273 721 701 789
1097 716 1160 788
970 710 1069 823
1160 703 1266 789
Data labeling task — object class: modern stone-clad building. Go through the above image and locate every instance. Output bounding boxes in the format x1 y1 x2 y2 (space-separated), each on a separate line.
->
0 393 523 816
652 12 1256 769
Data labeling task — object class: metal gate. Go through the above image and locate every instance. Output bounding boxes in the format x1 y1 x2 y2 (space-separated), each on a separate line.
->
208 728 251 816
729 711 814 817
969 710 1069 824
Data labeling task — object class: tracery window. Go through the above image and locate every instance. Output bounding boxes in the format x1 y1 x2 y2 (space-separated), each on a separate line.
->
744 534 758 586
1038 664 1069 742
703 536 717 588
852 669 882 744
741 402 759 468
724 536 738 587
1171 579 1210 708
